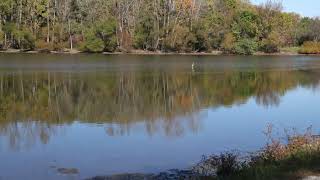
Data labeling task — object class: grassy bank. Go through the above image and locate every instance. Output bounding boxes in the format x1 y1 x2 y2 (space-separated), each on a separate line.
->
196 126 320 180
88 126 320 180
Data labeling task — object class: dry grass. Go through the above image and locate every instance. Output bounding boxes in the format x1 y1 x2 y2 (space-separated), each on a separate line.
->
195 125 320 180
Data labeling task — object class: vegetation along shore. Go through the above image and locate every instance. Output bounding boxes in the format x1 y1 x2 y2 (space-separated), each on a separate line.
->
88 126 320 180
0 48 319 56
0 0 319 55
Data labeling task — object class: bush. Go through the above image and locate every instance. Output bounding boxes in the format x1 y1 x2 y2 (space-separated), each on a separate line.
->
35 40 65 52
35 40 53 51
260 31 281 53
163 25 197 52
80 20 117 53
20 30 35 50
0 30 4 49
52 42 65 51
221 33 236 53
233 38 258 55
95 20 117 52
13 29 35 50
164 25 188 52
133 14 155 50
260 43 279 53
191 21 210 52
133 31 146 50
299 41 320 54
192 126 320 180
79 30 104 52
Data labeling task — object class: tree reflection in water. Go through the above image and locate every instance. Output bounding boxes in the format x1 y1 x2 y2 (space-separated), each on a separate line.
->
0 69 320 149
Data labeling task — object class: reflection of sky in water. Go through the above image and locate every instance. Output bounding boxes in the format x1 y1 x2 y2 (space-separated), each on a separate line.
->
1 87 320 180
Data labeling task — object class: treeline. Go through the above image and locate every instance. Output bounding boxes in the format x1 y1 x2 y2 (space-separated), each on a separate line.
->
0 0 319 54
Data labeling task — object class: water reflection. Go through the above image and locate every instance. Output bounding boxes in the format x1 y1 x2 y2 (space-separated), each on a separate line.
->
0 68 320 149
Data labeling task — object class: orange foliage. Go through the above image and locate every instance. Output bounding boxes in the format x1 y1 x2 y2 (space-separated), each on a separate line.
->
176 0 195 11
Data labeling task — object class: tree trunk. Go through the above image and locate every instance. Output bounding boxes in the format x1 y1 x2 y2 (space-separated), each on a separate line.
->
68 19 73 50
18 0 23 48
47 0 50 43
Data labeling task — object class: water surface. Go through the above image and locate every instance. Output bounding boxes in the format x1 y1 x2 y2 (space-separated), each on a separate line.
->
0 54 320 180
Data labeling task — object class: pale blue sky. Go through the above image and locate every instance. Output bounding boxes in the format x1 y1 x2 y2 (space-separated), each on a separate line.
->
251 0 319 17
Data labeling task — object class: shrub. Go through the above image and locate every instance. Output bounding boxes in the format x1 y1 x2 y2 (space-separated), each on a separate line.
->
35 40 53 51
133 31 146 50
80 20 117 53
0 30 4 49
95 20 117 52
79 30 104 53
52 42 66 52
299 41 320 54
163 25 196 52
21 31 35 50
198 153 242 177
191 21 210 52
13 29 35 50
35 40 66 52
233 38 258 55
192 125 320 180
260 31 281 53
163 25 209 52
133 14 155 50
221 33 236 53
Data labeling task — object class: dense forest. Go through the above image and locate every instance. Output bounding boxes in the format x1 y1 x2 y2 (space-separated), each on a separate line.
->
0 0 319 54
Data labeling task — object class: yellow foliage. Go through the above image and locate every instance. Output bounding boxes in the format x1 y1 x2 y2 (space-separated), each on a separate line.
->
299 41 320 54
221 33 236 52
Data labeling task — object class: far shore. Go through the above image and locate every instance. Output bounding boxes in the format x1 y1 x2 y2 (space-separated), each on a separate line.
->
1 48 319 56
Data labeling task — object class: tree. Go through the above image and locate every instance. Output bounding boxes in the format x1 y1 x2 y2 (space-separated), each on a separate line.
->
234 38 258 55
95 20 117 52
0 0 315 53
80 20 117 52
232 10 262 40
80 30 104 52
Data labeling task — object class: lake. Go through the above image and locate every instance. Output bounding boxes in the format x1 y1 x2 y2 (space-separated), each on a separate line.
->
0 54 320 180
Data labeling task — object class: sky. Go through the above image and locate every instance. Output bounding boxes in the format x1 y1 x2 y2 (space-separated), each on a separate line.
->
251 0 319 17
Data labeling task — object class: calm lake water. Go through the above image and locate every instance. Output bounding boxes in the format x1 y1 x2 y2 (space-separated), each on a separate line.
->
1 54 320 180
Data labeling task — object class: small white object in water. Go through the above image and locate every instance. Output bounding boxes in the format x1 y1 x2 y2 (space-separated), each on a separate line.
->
192 62 195 70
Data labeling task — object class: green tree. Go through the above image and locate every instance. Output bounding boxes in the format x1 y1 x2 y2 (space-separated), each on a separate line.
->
234 38 258 55
232 10 262 39
80 20 117 52
80 30 104 52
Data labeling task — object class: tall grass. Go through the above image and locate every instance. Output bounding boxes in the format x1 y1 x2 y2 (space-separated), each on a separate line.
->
195 125 320 180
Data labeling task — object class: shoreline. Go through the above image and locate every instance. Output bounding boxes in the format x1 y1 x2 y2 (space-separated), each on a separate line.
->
1 48 319 56
87 132 320 180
